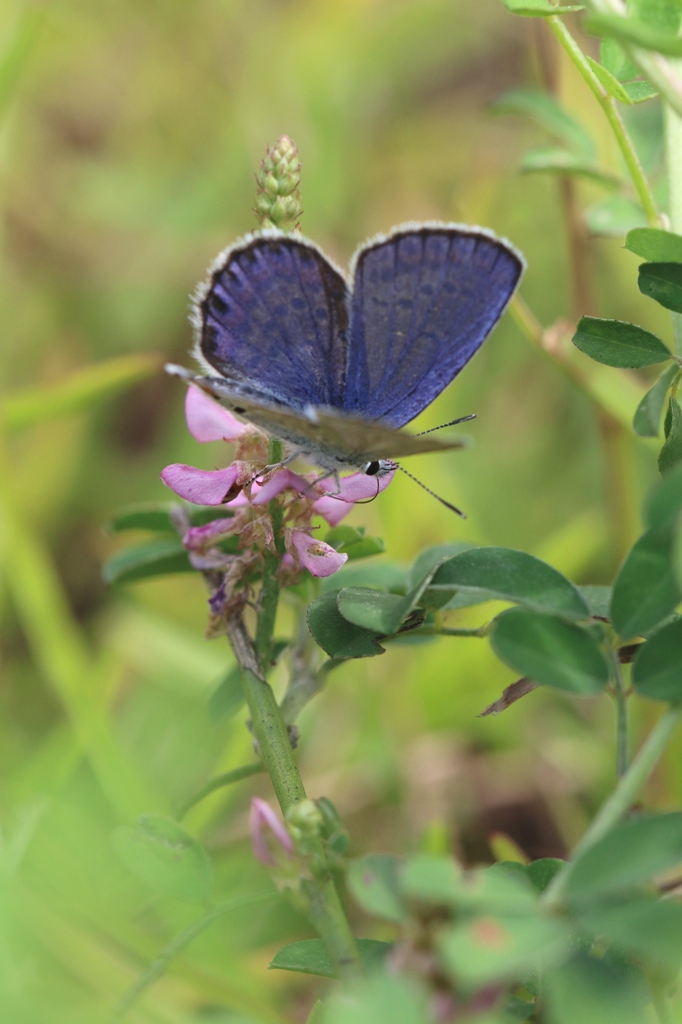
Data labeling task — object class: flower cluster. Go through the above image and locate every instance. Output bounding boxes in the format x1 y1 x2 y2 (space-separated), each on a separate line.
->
160 386 394 630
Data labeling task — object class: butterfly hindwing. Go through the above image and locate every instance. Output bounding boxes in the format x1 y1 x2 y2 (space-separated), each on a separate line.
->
343 225 524 427
194 232 350 410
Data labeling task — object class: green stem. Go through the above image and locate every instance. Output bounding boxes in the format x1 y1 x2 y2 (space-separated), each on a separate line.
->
548 17 661 227
543 704 682 906
177 763 264 819
112 892 275 1018
255 438 285 672
228 618 358 974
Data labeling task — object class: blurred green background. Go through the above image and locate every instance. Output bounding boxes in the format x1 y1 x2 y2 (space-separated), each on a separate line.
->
0 0 677 1021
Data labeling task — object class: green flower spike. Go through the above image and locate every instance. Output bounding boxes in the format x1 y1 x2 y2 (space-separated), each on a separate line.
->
254 135 303 232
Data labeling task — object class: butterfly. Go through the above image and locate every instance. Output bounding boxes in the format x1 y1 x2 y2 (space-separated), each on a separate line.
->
167 222 525 478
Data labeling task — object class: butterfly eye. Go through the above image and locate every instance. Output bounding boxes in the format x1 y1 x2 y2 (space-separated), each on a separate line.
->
362 461 381 476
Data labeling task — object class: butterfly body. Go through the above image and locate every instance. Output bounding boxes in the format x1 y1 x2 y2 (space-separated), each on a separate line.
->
177 222 525 472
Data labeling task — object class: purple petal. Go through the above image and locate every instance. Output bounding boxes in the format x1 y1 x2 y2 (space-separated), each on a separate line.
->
185 385 249 443
290 530 348 577
252 469 312 505
250 798 294 865
160 463 240 505
183 516 236 552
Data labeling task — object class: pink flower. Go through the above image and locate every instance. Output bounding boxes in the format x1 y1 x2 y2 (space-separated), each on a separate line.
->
160 463 242 505
288 530 348 577
250 798 294 866
314 469 396 527
185 385 250 442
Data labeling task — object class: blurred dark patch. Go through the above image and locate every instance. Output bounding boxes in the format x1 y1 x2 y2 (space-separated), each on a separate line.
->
106 370 177 454
51 520 108 624
416 36 527 108
464 795 567 863
41 104 113 155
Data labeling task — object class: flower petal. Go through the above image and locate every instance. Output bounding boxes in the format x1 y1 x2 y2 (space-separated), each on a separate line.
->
185 385 249 443
250 798 294 866
160 463 240 505
290 530 348 577
183 515 236 552
314 468 396 526
252 469 312 505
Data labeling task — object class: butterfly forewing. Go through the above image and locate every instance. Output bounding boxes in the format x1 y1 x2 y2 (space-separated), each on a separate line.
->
195 233 350 409
344 226 524 427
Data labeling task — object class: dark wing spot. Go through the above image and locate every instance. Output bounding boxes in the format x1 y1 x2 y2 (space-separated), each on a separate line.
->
210 293 229 315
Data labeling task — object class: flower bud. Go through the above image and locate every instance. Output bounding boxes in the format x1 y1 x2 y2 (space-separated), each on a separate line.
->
250 798 294 866
254 136 302 231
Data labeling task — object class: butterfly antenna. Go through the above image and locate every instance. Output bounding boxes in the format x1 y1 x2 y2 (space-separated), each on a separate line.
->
417 414 476 436
394 463 466 518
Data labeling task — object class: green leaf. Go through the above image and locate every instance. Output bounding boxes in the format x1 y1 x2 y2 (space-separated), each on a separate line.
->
503 0 584 15
572 316 671 368
585 13 682 55
581 898 682 970
564 812 682 903
621 79 659 103
307 590 385 659
524 858 565 893
347 855 405 922
406 543 477 591
645 461 682 529
336 588 408 634
112 814 213 903
1 353 161 431
399 855 463 906
610 526 681 638
107 503 178 534
633 364 680 437
659 397 682 475
627 227 682 263
600 37 639 81
206 667 245 722
323 973 429 1024
520 147 620 185
491 608 610 694
439 913 568 988
639 262 682 312
630 0 682 33
577 585 612 618
102 540 193 585
545 953 649 1024
490 88 595 159
425 547 589 620
585 197 646 237
632 618 682 700
585 56 633 103
324 525 385 561
270 938 392 978
321 561 408 595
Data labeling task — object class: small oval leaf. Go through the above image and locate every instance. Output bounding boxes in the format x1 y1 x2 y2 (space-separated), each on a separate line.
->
632 619 682 701
103 540 193 585
659 398 682 475
426 548 589 620
307 590 384 659
639 262 682 313
337 588 407 634
645 462 682 530
270 938 392 978
626 228 682 263
348 855 405 922
112 813 213 903
610 526 681 639
585 56 633 103
572 316 671 368
491 608 610 694
633 364 680 437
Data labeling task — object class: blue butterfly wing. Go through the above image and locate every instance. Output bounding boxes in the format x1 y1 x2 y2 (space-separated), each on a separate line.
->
196 234 349 409
343 226 524 427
